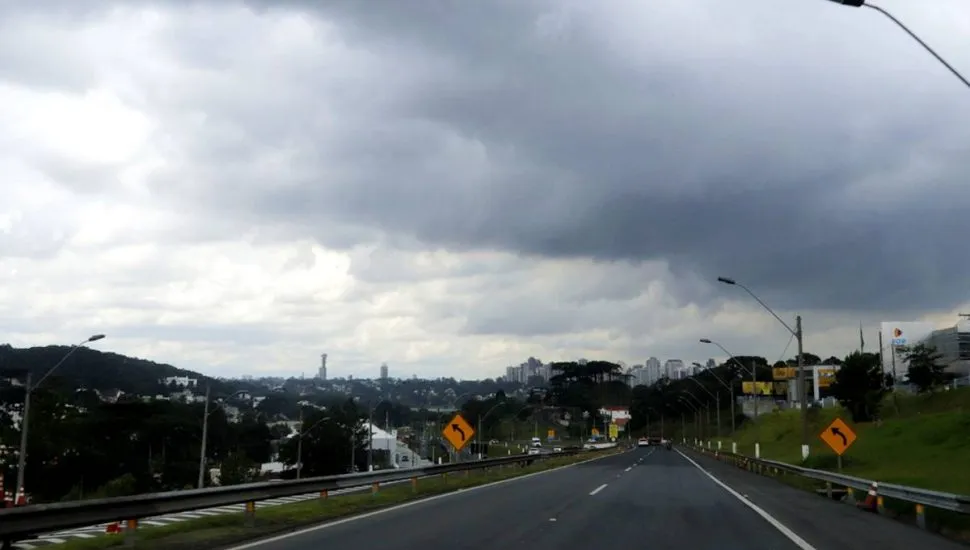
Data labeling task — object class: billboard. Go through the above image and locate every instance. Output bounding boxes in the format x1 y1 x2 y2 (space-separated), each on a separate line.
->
773 367 797 380
816 367 837 388
879 322 936 377
742 381 775 395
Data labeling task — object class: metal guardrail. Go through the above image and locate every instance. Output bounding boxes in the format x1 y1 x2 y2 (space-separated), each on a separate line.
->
0 449 599 545
685 443 970 528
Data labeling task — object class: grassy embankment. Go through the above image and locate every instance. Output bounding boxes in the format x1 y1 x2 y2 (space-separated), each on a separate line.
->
691 388 970 537
707 388 970 493
53 448 623 550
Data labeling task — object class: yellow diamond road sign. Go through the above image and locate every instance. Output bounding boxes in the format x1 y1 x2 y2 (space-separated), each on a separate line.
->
820 417 857 456
443 413 475 452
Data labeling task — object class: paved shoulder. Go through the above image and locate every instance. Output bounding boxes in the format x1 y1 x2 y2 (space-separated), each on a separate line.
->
680 448 966 550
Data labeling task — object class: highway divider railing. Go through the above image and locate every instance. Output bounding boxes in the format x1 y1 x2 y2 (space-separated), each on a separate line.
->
683 443 970 531
0 449 604 546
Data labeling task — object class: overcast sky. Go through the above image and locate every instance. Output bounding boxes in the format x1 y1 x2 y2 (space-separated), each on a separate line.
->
2 0 968 380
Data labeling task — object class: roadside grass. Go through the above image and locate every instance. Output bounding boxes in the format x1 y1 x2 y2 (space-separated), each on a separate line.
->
687 388 970 540
707 387 970 494
50 449 623 550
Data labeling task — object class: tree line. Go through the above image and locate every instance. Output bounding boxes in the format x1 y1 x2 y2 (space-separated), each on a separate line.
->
0 359 633 504
627 344 954 436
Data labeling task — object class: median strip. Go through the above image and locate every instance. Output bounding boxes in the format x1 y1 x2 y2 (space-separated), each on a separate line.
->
44 450 623 550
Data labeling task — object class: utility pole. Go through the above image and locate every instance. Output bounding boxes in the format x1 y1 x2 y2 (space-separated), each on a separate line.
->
796 315 808 460
367 406 374 472
296 407 304 479
15 372 32 504
197 385 211 489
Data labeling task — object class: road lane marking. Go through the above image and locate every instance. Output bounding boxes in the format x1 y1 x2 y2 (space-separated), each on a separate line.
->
624 467 632 472
589 484 608 496
223 450 630 550
675 449 817 550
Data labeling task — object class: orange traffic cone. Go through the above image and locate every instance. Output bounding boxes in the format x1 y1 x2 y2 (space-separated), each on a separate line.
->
105 522 122 534
857 482 878 512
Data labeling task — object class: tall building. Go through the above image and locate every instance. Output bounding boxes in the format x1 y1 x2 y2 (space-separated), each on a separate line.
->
380 363 389 379
664 359 685 379
503 357 550 384
318 354 328 380
645 357 662 385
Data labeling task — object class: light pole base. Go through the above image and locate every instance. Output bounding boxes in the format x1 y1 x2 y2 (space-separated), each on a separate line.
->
801 444 810 462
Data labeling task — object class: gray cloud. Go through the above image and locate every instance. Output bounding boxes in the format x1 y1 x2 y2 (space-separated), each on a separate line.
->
5 0 970 377
117 0 970 316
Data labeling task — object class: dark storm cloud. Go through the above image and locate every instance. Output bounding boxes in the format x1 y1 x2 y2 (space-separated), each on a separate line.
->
85 1 970 312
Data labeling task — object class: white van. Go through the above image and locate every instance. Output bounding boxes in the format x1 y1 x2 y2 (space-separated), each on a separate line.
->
530 436 542 448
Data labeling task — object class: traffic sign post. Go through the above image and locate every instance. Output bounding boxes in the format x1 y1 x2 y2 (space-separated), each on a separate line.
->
820 417 857 470
442 413 475 454
608 423 619 441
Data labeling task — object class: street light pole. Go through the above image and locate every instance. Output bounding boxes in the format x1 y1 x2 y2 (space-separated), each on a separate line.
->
688 370 721 438
694 361 735 434
701 338 758 443
717 277 809 459
296 411 331 479
198 388 249 488
297 407 304 479
16 334 105 503
825 0 970 91
197 385 211 489
678 397 699 440
476 401 505 460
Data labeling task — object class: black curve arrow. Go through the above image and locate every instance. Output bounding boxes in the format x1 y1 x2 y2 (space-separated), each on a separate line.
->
831 427 847 446
451 424 466 441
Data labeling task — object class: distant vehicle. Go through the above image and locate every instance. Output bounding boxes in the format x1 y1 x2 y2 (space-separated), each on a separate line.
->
528 447 542 455
553 446 562 452
637 438 650 447
530 436 542 448
664 440 672 450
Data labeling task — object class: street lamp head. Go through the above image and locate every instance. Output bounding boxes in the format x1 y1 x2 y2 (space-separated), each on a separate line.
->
87 334 106 342
692 362 702 367
699 338 712 344
716 277 736 286
825 0 865 6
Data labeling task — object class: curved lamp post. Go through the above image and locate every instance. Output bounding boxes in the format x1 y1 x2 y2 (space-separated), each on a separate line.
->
16 334 105 503
825 0 970 90
717 276 808 458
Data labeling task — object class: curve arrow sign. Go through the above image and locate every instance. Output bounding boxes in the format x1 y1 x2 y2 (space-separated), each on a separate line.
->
451 424 466 441
830 427 848 446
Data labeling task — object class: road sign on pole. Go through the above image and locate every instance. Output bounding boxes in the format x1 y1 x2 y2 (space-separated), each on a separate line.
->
442 413 475 452
608 423 619 440
820 417 857 456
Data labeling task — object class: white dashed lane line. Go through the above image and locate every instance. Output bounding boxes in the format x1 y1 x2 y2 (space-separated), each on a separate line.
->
589 484 608 496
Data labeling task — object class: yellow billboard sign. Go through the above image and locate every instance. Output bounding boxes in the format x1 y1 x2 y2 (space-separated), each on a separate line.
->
608 423 619 439
772 367 797 380
817 368 837 388
742 381 774 395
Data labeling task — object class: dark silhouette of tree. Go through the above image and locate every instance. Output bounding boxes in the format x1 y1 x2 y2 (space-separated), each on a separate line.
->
830 352 885 422
901 344 947 393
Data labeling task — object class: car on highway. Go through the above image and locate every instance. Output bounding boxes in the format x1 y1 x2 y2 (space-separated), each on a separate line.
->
637 437 650 447
527 447 542 455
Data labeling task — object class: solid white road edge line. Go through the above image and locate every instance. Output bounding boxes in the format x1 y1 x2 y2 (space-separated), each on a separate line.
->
675 449 817 550
589 484 608 496
225 449 631 550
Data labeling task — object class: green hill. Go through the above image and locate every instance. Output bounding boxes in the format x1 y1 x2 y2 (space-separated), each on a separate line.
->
0 343 219 396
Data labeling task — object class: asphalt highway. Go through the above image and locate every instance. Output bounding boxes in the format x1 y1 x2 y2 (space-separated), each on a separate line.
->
227 447 965 550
